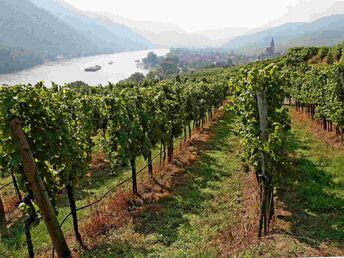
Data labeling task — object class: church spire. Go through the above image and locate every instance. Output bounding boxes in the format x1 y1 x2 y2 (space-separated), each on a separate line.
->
265 38 275 56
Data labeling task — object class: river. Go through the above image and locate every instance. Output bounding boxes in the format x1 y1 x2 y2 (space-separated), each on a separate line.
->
0 49 169 86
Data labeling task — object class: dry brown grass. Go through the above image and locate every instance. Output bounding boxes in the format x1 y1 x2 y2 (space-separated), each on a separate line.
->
216 172 261 257
91 152 107 169
81 191 131 240
2 193 22 225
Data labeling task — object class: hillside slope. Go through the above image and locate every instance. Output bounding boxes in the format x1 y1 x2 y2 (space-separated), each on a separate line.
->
0 0 99 59
0 45 43 74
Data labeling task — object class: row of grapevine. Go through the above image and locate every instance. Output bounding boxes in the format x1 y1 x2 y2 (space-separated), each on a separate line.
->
0 74 229 257
229 63 290 236
225 42 344 236
0 83 95 255
282 47 344 140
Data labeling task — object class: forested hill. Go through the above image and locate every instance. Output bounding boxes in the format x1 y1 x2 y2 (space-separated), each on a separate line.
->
0 45 43 74
0 0 100 59
222 15 344 54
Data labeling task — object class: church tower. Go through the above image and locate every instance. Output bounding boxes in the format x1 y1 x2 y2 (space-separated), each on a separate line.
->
265 38 275 56
270 38 275 54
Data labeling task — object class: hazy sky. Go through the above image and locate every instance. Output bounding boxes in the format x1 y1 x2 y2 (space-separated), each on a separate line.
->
63 0 339 31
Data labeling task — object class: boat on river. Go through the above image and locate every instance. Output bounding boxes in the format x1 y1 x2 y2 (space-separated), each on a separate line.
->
84 65 101 72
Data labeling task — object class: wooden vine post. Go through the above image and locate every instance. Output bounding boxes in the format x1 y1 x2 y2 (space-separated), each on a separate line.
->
0 196 5 224
9 119 71 258
256 91 274 237
341 73 344 142
0 195 5 240
340 73 344 89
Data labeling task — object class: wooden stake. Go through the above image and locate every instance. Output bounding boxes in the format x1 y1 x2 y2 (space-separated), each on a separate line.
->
256 91 272 237
257 91 268 170
0 196 5 224
9 119 71 258
340 73 344 89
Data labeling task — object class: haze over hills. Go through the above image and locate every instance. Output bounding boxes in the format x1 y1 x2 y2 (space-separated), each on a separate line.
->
97 1 344 49
195 27 251 41
222 14 344 54
264 0 338 28
311 1 344 21
100 12 250 47
99 13 186 34
136 31 215 48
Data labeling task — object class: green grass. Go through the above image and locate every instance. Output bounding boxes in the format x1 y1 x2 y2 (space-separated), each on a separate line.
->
280 111 344 247
82 110 243 257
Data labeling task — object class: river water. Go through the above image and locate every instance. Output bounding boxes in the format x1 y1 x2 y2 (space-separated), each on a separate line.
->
0 49 169 86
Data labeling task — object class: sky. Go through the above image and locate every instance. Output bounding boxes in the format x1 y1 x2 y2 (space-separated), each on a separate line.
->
62 0 339 32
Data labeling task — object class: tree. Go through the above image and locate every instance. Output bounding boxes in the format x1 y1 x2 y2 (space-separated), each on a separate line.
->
127 72 145 82
159 57 180 78
145 52 158 67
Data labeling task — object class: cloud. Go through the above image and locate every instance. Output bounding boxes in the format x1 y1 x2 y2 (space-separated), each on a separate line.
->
62 0 340 31
266 0 338 27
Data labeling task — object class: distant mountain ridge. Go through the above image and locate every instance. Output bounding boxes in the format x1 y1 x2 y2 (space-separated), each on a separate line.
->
100 12 250 47
222 15 344 54
30 0 153 52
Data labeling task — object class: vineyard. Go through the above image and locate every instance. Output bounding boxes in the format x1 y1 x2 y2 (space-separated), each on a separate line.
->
1 43 344 257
